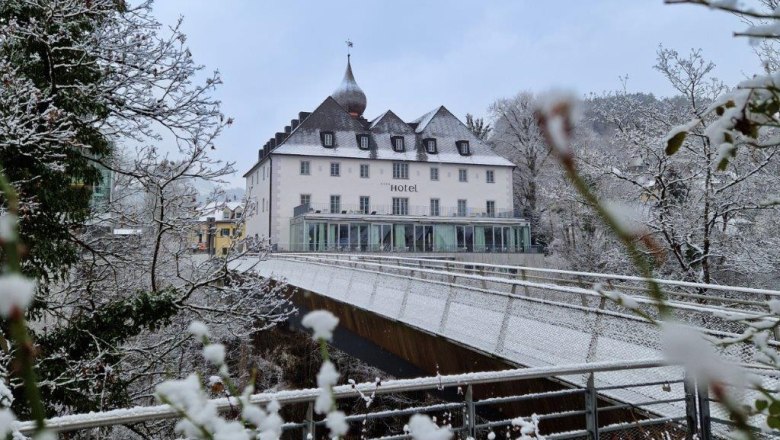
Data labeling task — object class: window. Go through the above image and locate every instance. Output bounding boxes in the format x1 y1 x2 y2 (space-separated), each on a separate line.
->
300 161 310 175
359 196 370 214
424 138 437 154
357 134 370 150
300 194 311 206
360 164 369 178
456 140 471 156
330 195 341 213
486 170 495 183
458 169 468 182
392 162 409 179
457 199 468 217
392 197 409 215
330 162 340 176
391 136 405 152
430 167 439 181
221 228 230 237
262 198 265 212
486 200 496 217
430 198 440 216
321 131 334 147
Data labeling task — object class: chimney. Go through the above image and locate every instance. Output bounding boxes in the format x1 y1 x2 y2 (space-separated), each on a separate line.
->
291 119 299 130
275 132 285 145
284 125 291 135
258 149 262 161
269 138 277 148
298 111 311 121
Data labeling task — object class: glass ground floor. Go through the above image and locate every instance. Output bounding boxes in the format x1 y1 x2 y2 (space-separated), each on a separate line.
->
289 215 531 253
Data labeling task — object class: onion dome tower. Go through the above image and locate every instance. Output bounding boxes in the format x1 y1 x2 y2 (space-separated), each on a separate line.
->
331 55 367 118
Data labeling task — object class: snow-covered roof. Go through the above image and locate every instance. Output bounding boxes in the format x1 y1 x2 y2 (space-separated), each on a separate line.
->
246 97 513 172
198 201 243 222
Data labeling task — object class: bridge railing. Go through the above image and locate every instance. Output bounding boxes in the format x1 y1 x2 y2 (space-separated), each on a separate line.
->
15 359 731 439
275 253 780 322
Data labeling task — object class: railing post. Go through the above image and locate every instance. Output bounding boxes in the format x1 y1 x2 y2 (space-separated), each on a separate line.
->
684 375 698 440
465 385 475 439
303 401 315 440
697 381 712 440
585 373 599 440
520 269 531 297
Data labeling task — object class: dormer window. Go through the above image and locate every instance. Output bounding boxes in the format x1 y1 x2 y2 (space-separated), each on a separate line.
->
456 140 471 156
321 131 335 148
357 134 370 150
391 136 405 152
424 138 437 154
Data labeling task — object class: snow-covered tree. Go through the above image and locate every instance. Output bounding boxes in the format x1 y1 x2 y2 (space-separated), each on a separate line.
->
588 48 780 285
0 0 295 421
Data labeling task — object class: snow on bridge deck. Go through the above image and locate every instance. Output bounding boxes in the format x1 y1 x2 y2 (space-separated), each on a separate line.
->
233 253 780 427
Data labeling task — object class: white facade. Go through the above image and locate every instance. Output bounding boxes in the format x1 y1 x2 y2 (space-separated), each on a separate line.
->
243 59 528 252
245 155 514 248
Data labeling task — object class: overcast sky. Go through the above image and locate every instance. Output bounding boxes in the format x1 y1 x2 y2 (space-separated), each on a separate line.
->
150 1 761 187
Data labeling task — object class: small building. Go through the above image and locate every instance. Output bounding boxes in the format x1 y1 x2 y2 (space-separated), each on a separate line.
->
243 57 530 252
193 201 245 255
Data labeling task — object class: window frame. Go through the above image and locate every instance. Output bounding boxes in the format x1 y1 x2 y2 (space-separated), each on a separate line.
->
486 170 495 183
300 160 311 175
330 162 340 177
359 163 370 178
321 131 335 148
359 196 370 214
458 169 468 182
391 136 405 152
430 198 440 216
424 138 437 154
430 167 439 181
456 140 471 156
330 195 341 213
300 194 311 206
357 134 370 150
457 199 468 217
392 197 409 215
392 162 409 180
486 200 496 217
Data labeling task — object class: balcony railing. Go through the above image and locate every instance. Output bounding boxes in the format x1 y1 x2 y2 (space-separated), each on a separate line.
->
293 203 521 219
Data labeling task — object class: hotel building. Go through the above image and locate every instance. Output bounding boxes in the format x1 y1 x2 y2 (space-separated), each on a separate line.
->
244 58 530 252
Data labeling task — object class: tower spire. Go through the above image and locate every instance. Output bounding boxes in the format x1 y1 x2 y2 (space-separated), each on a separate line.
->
332 41 366 118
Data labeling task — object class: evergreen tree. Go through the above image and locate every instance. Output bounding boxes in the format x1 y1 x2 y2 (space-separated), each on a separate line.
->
465 113 492 140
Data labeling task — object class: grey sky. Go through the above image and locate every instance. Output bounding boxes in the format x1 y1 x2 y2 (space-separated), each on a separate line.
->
150 1 760 187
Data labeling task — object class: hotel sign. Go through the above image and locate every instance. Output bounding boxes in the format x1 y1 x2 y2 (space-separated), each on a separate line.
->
383 183 418 193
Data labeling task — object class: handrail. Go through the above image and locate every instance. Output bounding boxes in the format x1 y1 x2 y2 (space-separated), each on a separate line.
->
280 253 780 298
272 254 775 319
16 359 667 435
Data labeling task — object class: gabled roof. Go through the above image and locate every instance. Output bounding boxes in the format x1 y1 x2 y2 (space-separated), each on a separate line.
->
244 100 514 171
412 106 514 166
409 106 443 134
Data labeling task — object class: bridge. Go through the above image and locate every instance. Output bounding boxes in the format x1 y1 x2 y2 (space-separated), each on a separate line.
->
15 254 780 439
237 252 780 437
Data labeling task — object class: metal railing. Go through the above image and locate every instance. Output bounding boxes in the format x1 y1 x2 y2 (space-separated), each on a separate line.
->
17 359 727 439
278 253 780 313
292 203 521 219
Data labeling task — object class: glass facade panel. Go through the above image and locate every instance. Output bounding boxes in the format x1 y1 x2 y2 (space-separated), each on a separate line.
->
291 218 529 253
435 225 456 252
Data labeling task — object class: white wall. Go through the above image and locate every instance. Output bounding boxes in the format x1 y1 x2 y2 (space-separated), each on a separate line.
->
264 155 514 249
244 159 272 241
